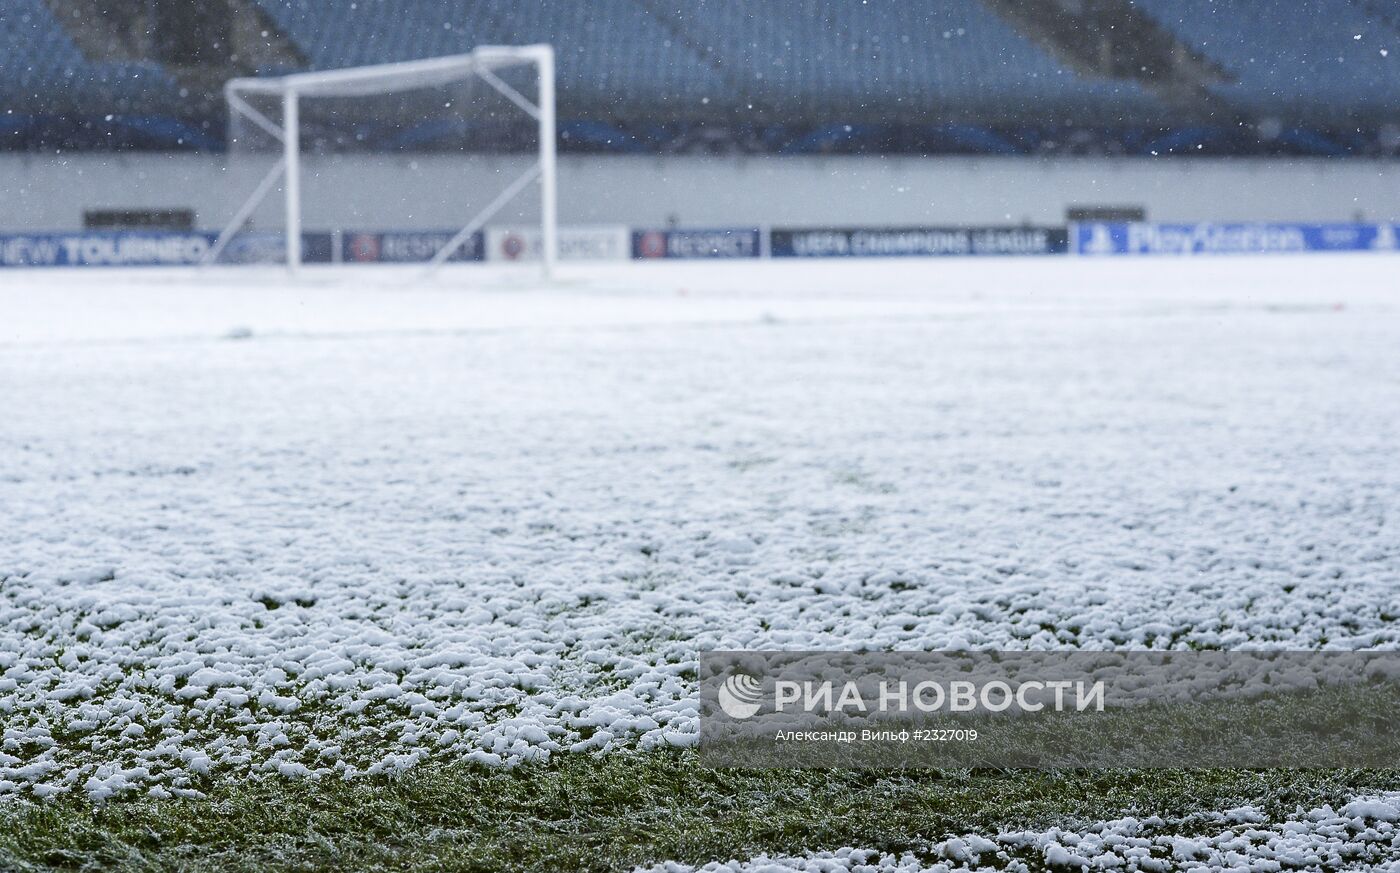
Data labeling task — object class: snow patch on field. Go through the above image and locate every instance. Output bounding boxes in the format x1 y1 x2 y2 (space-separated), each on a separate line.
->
1 259 1399 798
640 793 1400 872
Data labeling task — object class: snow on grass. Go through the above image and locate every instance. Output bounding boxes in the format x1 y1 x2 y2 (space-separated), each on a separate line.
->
640 793 1400 872
1 258 1399 800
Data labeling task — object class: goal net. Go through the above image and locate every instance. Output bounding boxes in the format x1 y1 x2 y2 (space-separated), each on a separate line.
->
205 45 556 276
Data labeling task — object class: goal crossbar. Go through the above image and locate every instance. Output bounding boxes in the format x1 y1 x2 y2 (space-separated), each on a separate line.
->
205 45 557 276
225 49 538 98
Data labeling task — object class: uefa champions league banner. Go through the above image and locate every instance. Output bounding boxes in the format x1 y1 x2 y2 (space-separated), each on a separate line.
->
632 228 762 259
1074 222 1400 255
770 226 1068 257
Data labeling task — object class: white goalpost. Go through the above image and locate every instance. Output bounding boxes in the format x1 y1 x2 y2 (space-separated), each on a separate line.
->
205 45 557 277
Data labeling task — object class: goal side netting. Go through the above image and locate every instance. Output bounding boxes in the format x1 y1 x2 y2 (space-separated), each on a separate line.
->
204 45 556 276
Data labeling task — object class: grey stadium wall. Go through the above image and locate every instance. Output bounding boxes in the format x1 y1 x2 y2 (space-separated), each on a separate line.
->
5 154 1400 234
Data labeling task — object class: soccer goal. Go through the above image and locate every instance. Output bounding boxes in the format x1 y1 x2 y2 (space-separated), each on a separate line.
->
205 45 557 276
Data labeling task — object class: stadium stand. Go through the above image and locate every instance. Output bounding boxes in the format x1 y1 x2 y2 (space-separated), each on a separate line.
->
1 0 191 147
1134 0 1400 120
250 0 1160 121
256 0 728 110
3 0 1400 154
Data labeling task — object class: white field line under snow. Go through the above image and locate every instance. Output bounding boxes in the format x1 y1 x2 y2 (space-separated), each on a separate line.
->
1 257 1398 809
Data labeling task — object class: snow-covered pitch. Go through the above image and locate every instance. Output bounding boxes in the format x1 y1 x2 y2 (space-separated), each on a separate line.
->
2 256 1398 805
643 794 1400 872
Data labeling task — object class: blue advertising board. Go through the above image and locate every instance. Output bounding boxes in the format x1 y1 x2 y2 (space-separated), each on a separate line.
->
0 232 214 267
0 230 484 267
1074 222 1400 255
771 226 1068 257
632 228 761 259
216 232 333 265
0 231 339 267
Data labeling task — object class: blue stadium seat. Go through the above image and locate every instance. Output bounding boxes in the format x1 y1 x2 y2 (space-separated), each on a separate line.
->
1 0 180 115
251 0 1159 119
4 0 1397 152
1132 0 1400 117
253 0 728 109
